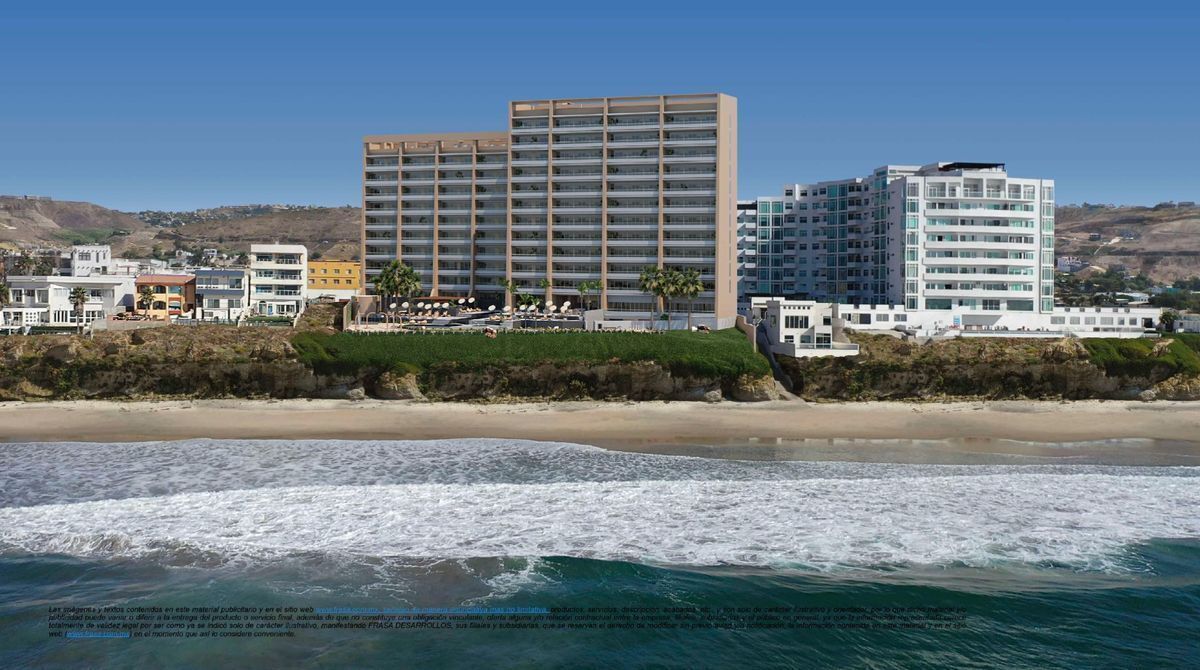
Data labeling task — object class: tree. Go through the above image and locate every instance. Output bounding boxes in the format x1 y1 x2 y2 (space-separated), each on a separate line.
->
639 266 682 330
499 279 520 307
1161 310 1179 332
33 256 55 276
675 268 704 330
138 286 156 317
538 278 552 305
12 254 32 276
372 260 422 311
577 280 601 311
69 286 89 333
0 281 10 310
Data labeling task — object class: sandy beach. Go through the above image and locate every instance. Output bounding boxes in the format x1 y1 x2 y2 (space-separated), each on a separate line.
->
1 399 1198 450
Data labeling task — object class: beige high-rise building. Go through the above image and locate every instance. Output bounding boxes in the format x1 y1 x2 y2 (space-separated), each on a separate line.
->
363 93 737 326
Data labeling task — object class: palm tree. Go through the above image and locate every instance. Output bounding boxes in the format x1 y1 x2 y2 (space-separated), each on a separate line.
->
373 260 422 312
0 281 10 311
138 285 156 318
675 268 704 331
500 278 539 308
69 286 89 333
639 266 676 330
538 278 552 306
577 280 601 311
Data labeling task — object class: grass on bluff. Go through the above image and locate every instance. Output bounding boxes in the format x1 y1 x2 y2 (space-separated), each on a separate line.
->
292 328 769 379
1082 333 1200 377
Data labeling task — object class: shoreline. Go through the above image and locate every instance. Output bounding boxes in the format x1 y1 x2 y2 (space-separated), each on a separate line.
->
2 399 1199 448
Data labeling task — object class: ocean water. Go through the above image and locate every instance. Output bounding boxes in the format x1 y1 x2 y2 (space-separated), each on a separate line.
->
1 438 1198 667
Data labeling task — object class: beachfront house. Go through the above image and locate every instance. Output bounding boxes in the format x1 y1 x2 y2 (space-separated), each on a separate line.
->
194 268 250 322
134 274 196 321
1 275 136 329
250 244 307 316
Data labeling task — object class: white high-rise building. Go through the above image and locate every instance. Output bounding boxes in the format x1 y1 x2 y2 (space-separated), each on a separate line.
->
739 162 1055 316
888 162 1054 314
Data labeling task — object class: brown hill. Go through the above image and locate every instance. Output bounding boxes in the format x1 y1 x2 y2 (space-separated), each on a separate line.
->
1055 205 1200 282
144 206 360 260
0 197 156 252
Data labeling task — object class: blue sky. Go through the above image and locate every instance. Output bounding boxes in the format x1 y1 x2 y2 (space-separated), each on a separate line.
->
2 1 1198 211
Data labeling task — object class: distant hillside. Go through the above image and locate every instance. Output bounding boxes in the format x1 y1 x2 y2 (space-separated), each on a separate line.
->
137 205 361 260
1055 204 1200 282
5 195 1199 279
0 196 155 251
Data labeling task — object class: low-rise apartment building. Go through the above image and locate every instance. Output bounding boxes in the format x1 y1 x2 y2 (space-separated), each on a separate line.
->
1 275 135 329
250 244 307 316
194 269 249 321
135 274 196 320
308 259 361 300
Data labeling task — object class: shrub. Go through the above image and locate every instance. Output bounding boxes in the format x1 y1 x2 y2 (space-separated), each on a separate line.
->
291 328 769 380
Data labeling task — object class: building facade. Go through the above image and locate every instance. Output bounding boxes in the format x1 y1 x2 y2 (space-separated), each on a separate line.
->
194 269 249 321
135 274 196 320
739 163 1055 319
250 244 307 316
308 259 362 300
2 275 135 328
363 93 738 327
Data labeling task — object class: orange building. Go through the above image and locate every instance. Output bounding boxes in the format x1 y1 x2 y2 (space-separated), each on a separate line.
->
134 274 196 320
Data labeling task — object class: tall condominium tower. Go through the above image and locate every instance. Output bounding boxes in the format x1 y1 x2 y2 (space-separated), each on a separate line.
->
363 93 739 326
738 163 1055 316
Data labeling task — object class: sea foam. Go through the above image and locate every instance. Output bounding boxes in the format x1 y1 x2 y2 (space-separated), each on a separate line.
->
0 472 1197 572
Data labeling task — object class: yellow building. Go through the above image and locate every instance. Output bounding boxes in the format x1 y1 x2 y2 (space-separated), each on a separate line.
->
307 259 362 299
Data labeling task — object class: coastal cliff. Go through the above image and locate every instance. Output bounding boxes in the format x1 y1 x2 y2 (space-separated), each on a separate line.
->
0 326 777 402
778 333 1200 401
3 324 1197 403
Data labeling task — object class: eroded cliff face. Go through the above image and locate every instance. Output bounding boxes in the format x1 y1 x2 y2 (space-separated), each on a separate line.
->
0 329 780 402
777 334 1200 401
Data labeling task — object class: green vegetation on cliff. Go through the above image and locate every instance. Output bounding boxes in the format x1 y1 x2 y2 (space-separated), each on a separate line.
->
1082 334 1200 377
292 328 769 380
779 333 1200 401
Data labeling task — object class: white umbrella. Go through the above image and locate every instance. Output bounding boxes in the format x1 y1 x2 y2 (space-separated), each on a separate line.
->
417 302 425 309
487 305 496 311
401 302 409 309
548 305 558 312
458 298 466 305
389 302 397 310
503 306 512 312
468 297 476 304
562 301 571 309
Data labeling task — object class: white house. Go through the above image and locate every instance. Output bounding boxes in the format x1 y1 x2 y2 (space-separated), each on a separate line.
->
249 244 307 316
2 275 135 329
749 297 860 357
